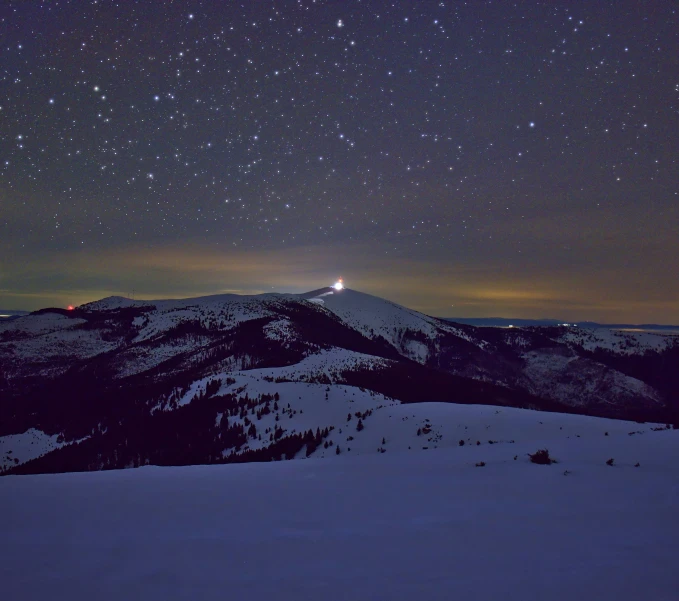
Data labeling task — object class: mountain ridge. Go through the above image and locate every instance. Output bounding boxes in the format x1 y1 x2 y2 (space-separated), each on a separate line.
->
1 287 677 475
443 316 679 330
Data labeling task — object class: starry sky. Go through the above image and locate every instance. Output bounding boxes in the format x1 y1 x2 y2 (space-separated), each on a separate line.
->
1 1 678 322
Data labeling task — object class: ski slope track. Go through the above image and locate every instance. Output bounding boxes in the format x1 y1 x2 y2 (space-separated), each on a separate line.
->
1 287 677 475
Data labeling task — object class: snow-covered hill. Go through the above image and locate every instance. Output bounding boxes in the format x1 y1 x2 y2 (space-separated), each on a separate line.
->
1 287 677 475
314 287 467 361
2 404 678 600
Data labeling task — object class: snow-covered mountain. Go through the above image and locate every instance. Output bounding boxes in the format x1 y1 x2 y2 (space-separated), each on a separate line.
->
1 287 677 474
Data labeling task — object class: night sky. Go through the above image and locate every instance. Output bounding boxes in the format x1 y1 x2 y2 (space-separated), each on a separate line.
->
2 1 678 322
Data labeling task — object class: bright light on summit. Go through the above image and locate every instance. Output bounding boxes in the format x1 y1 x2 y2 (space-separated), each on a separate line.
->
333 278 344 291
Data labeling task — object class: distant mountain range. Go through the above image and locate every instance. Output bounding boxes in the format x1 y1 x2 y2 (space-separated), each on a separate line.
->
5 308 677 331
0 310 29 321
444 317 679 330
1 287 677 475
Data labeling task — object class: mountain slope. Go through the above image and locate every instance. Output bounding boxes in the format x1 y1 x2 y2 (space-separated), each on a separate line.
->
1 287 675 475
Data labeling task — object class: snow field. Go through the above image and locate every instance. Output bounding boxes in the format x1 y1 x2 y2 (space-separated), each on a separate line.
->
1 421 677 601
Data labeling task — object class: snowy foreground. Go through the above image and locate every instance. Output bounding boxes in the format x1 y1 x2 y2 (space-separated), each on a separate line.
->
2 405 679 601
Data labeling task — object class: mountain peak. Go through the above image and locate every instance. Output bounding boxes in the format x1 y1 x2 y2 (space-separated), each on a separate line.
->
80 295 139 311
